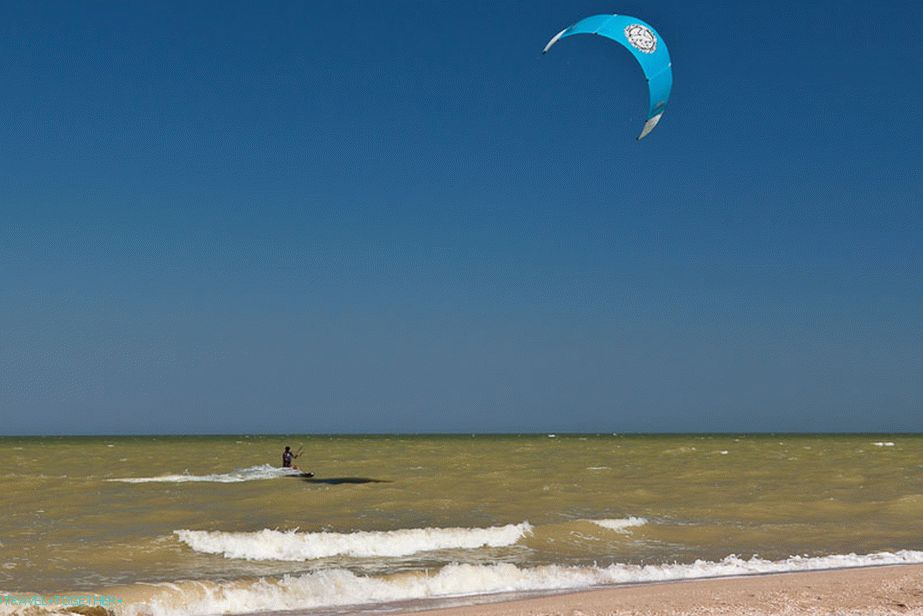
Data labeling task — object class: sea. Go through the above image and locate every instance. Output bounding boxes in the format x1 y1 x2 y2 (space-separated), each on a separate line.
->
1 434 922 615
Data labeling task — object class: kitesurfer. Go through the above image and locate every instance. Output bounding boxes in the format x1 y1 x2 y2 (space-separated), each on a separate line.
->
282 446 299 469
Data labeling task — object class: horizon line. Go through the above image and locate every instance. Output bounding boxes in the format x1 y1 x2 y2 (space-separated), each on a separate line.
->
1 431 921 438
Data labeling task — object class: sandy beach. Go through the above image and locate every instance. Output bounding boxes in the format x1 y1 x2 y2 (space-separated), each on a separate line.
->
401 565 923 616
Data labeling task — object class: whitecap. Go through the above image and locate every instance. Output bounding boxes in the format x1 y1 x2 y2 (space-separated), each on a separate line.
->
589 517 648 533
175 522 533 561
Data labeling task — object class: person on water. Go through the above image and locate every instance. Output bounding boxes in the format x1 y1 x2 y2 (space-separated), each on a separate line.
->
282 446 299 469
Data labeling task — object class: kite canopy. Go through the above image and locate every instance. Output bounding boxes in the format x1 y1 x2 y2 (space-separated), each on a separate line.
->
543 14 672 140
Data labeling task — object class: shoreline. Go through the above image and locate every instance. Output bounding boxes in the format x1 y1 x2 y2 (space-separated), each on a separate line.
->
4 564 923 615
389 564 923 616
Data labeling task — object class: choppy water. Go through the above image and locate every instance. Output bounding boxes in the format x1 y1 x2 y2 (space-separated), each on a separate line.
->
1 434 922 615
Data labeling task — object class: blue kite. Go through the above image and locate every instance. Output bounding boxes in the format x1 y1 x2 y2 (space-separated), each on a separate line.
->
543 14 673 140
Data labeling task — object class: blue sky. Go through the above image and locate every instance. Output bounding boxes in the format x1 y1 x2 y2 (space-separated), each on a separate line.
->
1 1 920 434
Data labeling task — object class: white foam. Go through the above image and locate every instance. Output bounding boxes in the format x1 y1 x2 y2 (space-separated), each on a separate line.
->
114 549 923 616
109 465 302 484
589 517 648 533
175 522 533 561
873 442 895 447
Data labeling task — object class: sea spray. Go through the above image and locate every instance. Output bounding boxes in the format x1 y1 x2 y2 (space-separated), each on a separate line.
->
109 465 301 484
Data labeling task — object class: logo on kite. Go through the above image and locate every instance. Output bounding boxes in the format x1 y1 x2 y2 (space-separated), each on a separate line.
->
624 24 657 54
543 14 674 141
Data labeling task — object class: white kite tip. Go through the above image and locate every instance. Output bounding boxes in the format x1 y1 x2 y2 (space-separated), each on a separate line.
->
542 28 568 54
637 113 663 140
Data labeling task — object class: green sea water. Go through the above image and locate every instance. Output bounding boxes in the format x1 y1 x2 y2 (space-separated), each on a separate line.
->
1 434 922 614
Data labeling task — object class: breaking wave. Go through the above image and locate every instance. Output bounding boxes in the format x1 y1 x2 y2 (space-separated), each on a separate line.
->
74 549 923 616
174 522 533 561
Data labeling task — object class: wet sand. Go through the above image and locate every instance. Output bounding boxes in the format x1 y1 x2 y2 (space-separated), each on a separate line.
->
399 564 923 616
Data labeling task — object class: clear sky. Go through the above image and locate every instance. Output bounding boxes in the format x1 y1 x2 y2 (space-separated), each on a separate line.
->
1 1 920 435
